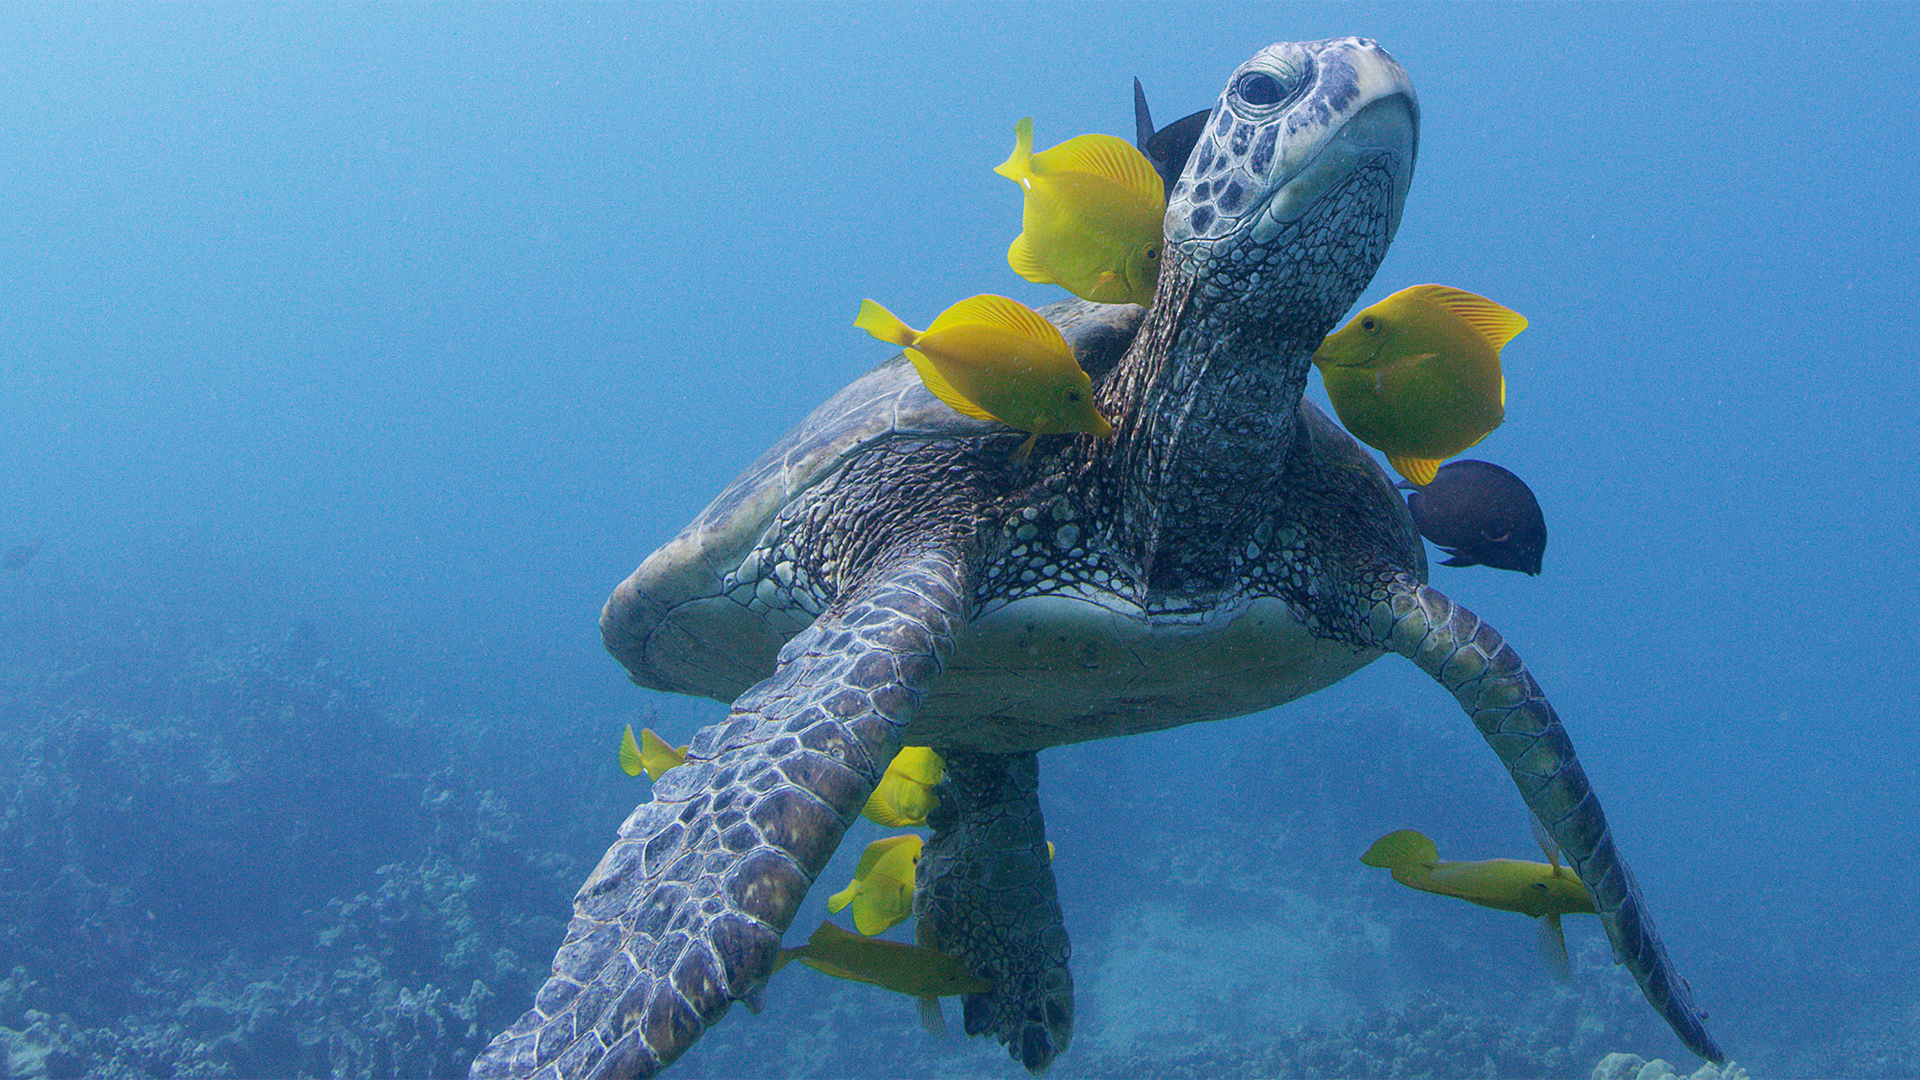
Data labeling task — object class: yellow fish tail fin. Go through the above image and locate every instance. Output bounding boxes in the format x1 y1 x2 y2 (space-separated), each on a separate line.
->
1031 132 1166 211
993 116 1035 183
638 727 688 781
618 724 644 778
1409 284 1529 352
906 351 998 422
1537 912 1573 983
1006 233 1060 287
1388 454 1443 487
1361 829 1440 871
1046 840 1056 862
855 298 920 350
918 996 948 1037
771 947 798 977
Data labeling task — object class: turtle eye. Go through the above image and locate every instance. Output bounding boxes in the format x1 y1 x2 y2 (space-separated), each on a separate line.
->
1236 72 1283 106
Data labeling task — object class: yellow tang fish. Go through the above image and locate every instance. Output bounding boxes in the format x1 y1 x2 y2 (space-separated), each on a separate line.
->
774 919 991 1035
618 724 688 782
855 294 1113 461
827 833 923 936
863 747 944 827
1361 827 1597 979
994 117 1167 307
1312 284 1527 486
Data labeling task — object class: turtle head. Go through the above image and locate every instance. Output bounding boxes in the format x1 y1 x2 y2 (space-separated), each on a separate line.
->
1165 38 1419 341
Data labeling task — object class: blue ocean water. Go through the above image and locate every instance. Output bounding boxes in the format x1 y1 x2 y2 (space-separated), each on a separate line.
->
2 5 1915 1077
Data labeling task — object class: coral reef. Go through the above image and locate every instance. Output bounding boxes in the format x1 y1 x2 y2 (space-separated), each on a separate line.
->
0 583 624 1078
1591 1052 1751 1080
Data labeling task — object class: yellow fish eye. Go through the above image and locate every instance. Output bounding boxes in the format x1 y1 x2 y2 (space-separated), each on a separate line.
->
1361 316 1380 331
1067 390 1083 402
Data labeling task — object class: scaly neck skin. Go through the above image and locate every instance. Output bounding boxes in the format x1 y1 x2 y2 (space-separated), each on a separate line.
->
1087 245 1356 591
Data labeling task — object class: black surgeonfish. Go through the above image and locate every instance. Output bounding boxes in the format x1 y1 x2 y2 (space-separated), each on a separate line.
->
1132 78 1212 200
1398 460 1547 575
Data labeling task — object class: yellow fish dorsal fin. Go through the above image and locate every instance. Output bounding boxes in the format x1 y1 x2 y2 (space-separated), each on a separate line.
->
1361 829 1440 870
906 351 998 422
618 724 644 778
1403 284 1528 352
923 293 1064 346
1388 454 1443 487
993 116 1036 183
638 727 689 781
1031 132 1166 210
854 298 920 350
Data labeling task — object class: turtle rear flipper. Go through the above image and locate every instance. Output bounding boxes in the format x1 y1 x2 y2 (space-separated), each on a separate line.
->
470 548 974 1080
916 750 1073 1073
1370 573 1724 1064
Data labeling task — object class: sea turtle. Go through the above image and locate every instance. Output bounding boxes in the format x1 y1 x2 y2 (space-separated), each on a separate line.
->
472 37 1724 1079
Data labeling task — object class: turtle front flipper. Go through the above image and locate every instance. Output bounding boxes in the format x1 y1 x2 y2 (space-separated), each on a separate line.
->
470 550 973 1080
1368 573 1725 1064
915 750 1072 1073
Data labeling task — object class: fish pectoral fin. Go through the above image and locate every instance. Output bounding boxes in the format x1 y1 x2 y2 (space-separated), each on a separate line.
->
1388 454 1443 487
917 996 948 1038
1537 913 1572 983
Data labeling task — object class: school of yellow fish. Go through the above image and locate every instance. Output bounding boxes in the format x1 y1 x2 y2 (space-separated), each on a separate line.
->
846 113 1526 486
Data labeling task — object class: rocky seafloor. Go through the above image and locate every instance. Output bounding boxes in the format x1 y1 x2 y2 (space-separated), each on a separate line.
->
0 570 1906 1078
